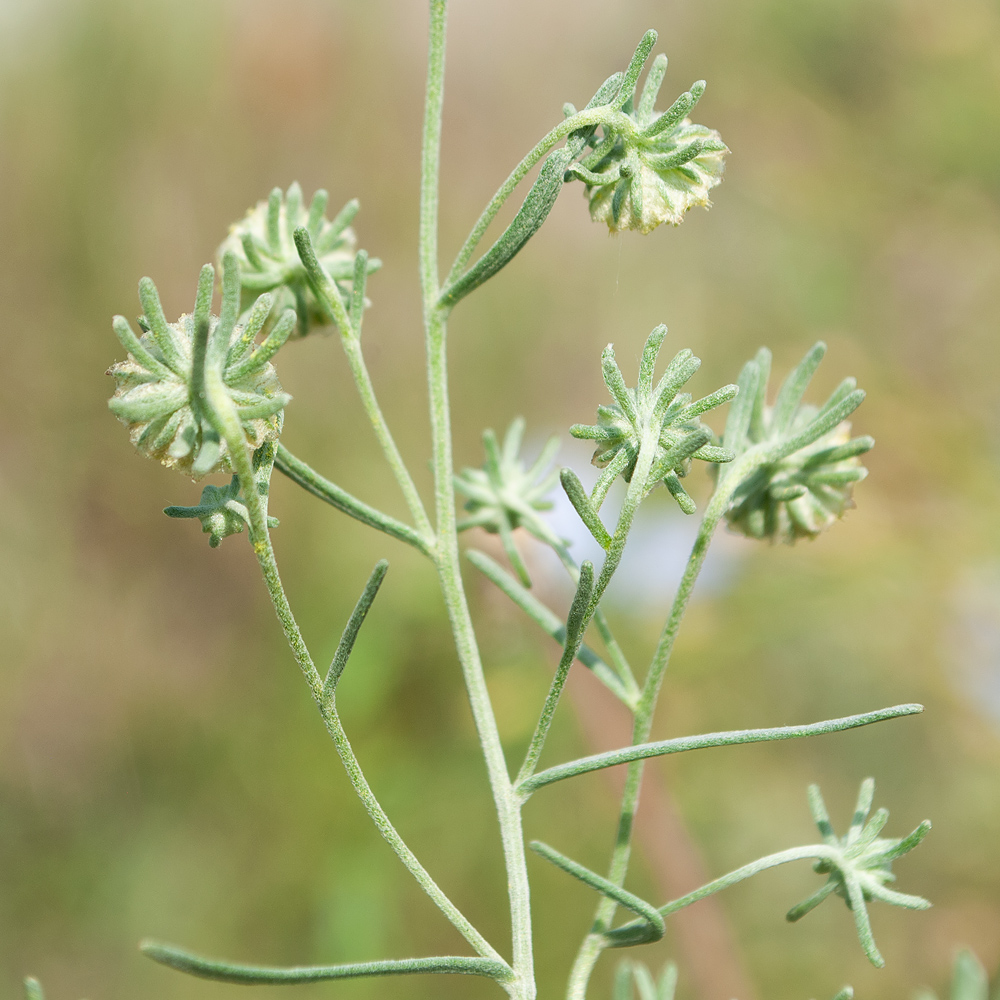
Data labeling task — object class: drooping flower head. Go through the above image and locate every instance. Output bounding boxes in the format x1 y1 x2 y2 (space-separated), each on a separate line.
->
108 252 292 479
218 182 380 337
564 33 728 233
718 343 873 543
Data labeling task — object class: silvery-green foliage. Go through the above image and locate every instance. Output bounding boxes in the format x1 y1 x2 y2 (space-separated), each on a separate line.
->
454 418 560 586
219 182 380 338
107 253 291 479
787 779 931 968
564 33 728 233
164 438 280 546
92 11 934 1000
719 342 873 542
570 325 736 514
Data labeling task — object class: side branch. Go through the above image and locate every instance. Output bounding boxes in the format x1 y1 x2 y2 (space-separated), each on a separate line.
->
519 704 923 796
141 941 513 985
274 445 434 556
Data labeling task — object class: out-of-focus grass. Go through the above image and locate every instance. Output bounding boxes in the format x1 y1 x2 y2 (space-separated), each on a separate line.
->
1 1 999 999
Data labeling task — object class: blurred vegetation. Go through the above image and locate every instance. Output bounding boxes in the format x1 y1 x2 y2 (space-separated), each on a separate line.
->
1 0 999 998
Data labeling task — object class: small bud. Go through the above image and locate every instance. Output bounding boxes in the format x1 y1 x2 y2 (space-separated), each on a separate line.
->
218 183 380 337
787 779 931 969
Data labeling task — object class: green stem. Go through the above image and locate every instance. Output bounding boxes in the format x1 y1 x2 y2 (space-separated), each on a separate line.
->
141 941 513 986
341 333 435 540
603 844 837 944
205 373 504 971
565 451 761 999
294 227 433 540
444 107 634 289
421 5 534 996
274 444 434 556
519 704 923 796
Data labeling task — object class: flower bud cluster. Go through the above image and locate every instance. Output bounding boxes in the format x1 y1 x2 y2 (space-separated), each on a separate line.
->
787 778 931 969
719 343 872 543
565 38 728 233
218 182 379 337
571 326 736 514
455 418 561 586
107 254 291 479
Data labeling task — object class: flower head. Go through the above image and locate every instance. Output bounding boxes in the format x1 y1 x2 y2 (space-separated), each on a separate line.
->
570 326 736 515
787 778 931 968
718 343 873 543
108 253 291 479
218 183 380 337
455 418 560 586
565 34 728 233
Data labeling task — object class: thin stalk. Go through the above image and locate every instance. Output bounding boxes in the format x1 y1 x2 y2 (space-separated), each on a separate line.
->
605 845 837 943
566 451 763 999
204 372 505 971
274 444 434 556
444 107 637 289
421 3 535 997
341 333 435 540
547 536 640 704
295 226 432 539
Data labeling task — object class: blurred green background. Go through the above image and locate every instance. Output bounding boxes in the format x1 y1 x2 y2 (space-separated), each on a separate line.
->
2 0 1000 998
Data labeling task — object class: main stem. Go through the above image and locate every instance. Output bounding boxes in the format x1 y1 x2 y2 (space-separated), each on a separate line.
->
420 3 535 998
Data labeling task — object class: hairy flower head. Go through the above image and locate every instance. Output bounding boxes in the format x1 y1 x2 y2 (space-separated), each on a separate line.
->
564 34 728 233
570 326 736 515
219 182 379 337
108 253 291 479
455 418 560 586
718 343 872 543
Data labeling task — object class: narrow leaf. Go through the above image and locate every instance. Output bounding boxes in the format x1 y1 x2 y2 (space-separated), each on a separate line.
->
226 310 296 380
212 251 242 367
619 30 658 106
529 841 665 942
323 560 389 699
141 941 511 984
561 468 612 549
266 187 282 250
439 145 579 308
351 249 368 336
638 53 668 121
112 315 173 378
520 704 924 795
138 276 185 373
771 342 826 435
306 188 329 236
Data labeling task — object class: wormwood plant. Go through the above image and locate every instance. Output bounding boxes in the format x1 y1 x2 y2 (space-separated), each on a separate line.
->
68 5 933 1000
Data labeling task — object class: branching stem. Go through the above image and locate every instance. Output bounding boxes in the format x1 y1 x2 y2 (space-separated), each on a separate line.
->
421 3 534 997
204 367 506 973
